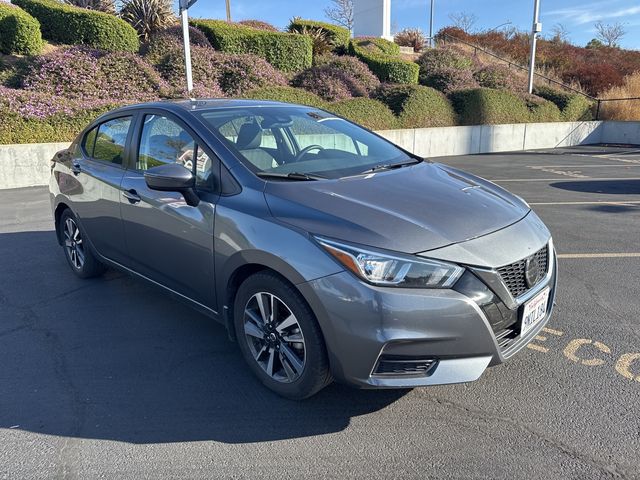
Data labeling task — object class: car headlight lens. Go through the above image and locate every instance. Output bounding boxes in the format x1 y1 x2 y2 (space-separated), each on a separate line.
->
315 237 464 288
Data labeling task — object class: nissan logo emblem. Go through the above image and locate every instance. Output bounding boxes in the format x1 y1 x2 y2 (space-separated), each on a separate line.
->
525 256 541 288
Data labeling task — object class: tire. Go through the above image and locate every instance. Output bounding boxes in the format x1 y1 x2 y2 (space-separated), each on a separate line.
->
59 209 106 279
233 271 332 400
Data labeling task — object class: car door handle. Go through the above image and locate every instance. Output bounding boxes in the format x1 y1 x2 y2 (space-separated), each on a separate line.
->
71 162 82 176
122 189 141 204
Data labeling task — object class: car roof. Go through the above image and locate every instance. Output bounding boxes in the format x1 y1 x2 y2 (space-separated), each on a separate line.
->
110 98 304 116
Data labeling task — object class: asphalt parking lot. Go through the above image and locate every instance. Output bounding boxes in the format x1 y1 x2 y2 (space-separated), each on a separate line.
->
1 144 639 479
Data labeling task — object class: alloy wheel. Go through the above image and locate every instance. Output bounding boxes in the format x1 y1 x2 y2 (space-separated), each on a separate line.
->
63 217 85 270
242 292 307 383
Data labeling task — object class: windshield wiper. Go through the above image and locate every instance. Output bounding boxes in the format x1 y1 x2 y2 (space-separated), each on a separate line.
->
359 159 422 175
256 172 327 181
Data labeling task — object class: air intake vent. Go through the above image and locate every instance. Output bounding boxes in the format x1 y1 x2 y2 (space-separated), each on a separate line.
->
373 356 438 376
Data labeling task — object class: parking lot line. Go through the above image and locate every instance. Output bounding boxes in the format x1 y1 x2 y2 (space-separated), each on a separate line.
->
527 165 640 168
529 201 640 206
491 177 640 182
557 253 640 259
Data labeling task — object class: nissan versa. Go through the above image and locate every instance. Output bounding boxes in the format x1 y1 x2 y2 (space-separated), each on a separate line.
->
49 100 557 399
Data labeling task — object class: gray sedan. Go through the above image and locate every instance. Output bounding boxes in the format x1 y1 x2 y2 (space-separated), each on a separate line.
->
49 100 557 399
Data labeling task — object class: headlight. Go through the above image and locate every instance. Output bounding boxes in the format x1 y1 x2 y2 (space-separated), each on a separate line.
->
315 237 464 288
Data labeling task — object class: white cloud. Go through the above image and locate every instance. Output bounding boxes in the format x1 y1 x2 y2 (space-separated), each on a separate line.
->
549 2 640 25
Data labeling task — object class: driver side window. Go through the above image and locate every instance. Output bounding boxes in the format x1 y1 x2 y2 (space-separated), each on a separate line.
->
138 114 216 191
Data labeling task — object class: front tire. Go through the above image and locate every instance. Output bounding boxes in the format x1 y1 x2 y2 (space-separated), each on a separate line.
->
59 209 106 279
233 272 332 400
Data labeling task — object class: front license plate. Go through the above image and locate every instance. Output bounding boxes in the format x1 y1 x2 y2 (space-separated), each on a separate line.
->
521 288 550 336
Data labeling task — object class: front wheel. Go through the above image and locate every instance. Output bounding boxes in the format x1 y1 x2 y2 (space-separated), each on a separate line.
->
234 272 332 399
59 209 106 279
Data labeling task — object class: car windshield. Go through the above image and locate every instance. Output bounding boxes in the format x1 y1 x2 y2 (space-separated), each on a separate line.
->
197 106 414 180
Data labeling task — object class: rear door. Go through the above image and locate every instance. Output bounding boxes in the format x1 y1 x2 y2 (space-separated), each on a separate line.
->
119 111 219 310
66 115 134 264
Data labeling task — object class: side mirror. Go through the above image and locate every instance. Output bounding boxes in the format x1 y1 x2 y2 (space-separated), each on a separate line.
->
144 163 200 207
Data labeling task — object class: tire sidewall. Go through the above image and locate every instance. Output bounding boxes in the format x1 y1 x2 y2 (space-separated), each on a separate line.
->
233 272 330 400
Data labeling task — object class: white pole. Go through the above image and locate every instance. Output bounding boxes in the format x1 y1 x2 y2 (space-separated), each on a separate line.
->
429 0 434 47
527 0 541 94
181 7 194 95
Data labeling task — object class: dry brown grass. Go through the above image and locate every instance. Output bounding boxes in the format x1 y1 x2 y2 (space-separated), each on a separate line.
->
600 72 640 120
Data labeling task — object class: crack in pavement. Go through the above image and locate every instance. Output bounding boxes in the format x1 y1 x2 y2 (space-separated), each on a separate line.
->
421 394 632 479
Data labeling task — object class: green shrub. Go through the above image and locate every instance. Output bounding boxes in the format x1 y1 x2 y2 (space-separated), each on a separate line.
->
349 38 419 84
523 94 562 122
243 86 328 108
473 65 519 91
422 67 478 94
190 19 312 72
416 47 473 75
0 3 43 55
11 0 139 52
534 85 594 121
450 88 531 125
373 83 457 128
288 18 350 51
0 107 114 144
355 36 400 55
327 98 397 131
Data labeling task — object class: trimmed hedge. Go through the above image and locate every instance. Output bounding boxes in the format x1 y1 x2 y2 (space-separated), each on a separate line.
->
534 85 594 121
11 0 139 52
0 3 43 55
190 19 312 72
243 86 328 108
349 38 418 84
374 84 457 128
288 18 350 50
523 94 562 123
327 98 397 131
451 88 531 125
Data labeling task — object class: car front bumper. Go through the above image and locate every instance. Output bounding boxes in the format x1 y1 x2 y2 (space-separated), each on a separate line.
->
298 229 557 389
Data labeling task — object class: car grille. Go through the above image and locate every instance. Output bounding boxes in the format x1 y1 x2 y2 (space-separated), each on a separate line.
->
497 245 549 298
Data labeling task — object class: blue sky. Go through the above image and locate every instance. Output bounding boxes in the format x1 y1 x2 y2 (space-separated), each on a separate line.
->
180 0 640 49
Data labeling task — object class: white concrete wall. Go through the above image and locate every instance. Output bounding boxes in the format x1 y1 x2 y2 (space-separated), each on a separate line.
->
0 121 638 189
377 121 609 158
353 0 392 40
0 142 70 189
600 121 640 145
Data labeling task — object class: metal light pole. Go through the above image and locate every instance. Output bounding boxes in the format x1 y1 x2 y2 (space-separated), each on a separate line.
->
429 0 435 48
225 0 231 22
527 0 542 94
179 0 199 95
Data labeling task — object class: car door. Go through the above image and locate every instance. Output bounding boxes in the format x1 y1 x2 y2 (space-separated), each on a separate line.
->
66 115 134 264
119 111 219 310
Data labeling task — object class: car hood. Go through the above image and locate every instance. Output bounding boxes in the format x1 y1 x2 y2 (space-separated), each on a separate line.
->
264 162 530 254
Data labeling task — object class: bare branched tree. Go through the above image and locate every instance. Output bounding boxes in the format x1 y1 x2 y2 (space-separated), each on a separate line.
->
324 0 354 33
550 23 570 43
448 12 477 33
64 0 116 14
594 21 625 47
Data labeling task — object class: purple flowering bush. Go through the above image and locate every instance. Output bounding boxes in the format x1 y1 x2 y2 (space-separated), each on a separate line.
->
22 47 167 100
313 55 380 94
155 45 287 96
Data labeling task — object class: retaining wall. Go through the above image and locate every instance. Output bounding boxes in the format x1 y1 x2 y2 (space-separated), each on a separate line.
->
1 121 638 189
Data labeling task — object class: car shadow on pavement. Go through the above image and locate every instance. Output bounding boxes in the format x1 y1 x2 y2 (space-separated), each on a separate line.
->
0 231 406 444
550 179 640 195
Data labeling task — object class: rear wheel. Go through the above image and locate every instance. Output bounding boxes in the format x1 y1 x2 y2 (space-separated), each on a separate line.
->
59 209 106 279
234 272 331 399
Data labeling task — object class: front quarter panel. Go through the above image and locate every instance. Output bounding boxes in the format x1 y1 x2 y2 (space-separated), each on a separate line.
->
214 186 343 312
